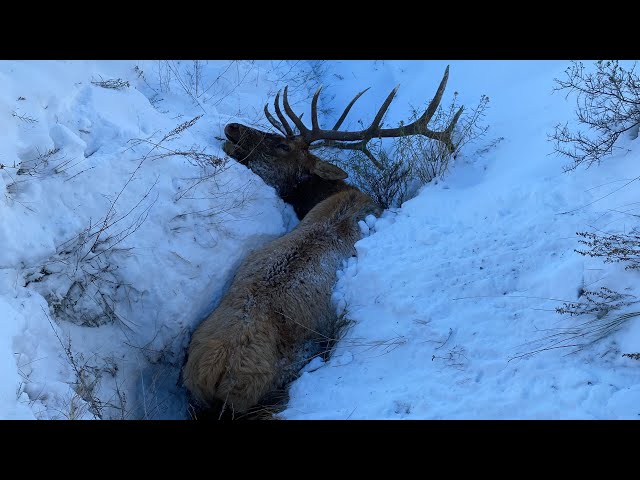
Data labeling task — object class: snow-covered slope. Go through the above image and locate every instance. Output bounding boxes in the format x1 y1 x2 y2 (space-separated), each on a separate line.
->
1 60 638 419
282 61 640 419
0 60 302 419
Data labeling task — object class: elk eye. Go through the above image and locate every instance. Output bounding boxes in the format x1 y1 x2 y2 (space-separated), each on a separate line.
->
276 143 291 152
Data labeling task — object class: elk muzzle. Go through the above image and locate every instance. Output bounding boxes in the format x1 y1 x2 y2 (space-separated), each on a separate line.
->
223 123 248 163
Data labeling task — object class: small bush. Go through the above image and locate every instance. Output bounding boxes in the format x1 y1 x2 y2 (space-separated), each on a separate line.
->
346 148 412 209
27 116 225 329
541 226 640 354
514 227 640 360
575 229 640 270
12 111 38 123
515 225 640 360
555 287 637 319
337 92 489 209
512 287 639 360
395 93 489 185
91 78 130 90
43 308 127 419
551 60 640 171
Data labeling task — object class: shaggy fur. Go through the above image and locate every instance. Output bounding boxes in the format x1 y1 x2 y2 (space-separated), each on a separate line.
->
183 123 380 415
183 188 379 412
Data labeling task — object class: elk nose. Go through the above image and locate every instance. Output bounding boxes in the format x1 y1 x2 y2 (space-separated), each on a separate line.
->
224 123 241 141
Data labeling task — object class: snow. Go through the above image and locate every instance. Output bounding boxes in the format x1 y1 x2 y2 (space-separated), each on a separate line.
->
0 60 639 419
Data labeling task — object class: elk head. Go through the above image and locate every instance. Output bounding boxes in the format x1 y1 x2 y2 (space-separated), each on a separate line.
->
223 65 463 202
223 120 347 200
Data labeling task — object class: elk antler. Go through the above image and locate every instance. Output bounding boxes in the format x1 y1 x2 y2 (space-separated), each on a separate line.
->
264 66 464 170
264 91 295 136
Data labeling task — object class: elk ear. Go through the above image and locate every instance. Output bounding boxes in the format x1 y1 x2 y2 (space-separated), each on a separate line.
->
312 160 348 180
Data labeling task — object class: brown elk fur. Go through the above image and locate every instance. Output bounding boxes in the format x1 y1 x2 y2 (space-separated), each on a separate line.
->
183 183 379 412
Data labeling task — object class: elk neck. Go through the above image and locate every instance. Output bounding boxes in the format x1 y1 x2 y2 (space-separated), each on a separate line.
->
282 174 359 220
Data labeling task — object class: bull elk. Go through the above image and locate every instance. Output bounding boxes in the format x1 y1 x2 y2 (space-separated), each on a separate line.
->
183 66 462 417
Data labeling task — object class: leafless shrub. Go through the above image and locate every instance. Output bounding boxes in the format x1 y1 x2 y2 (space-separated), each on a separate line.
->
215 61 334 131
27 118 217 328
15 148 61 176
29 176 157 328
12 111 38 123
156 61 172 93
575 229 640 270
43 307 127 419
154 61 259 113
474 136 505 157
396 93 490 184
127 115 225 170
189 61 204 98
432 345 468 370
555 287 637 318
26 115 236 332
22 116 230 419
266 60 333 115
127 115 238 214
2 148 60 196
4 147 97 203
623 352 640 360
512 287 639 360
158 61 208 112
551 60 640 171
333 92 489 208
345 148 412 209
133 65 166 110
514 223 640 360
91 77 130 90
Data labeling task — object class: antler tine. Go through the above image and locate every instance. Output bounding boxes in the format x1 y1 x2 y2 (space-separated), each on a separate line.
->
282 86 310 137
367 85 400 135
311 139 385 171
416 65 450 129
271 66 462 165
373 66 461 151
442 105 464 153
332 87 370 130
309 66 464 171
264 103 288 135
273 91 294 136
311 86 322 131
